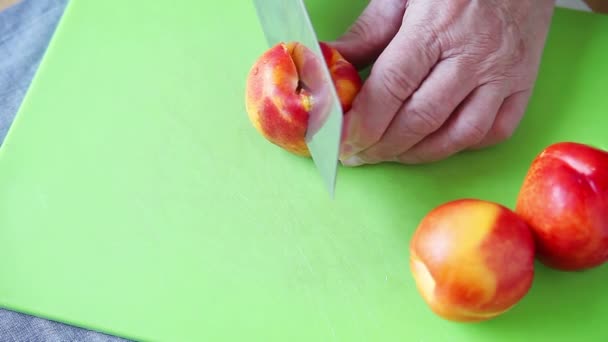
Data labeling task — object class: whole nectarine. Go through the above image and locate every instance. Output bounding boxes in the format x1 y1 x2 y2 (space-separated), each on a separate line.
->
410 199 535 322
515 141 608 271
245 41 362 156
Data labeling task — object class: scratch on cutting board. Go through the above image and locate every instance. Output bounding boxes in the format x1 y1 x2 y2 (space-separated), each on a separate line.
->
37 191 49 210
290 254 337 340
316 299 337 341
233 189 251 202
295 244 338 340
296 245 316 277
278 198 339 340
327 316 337 340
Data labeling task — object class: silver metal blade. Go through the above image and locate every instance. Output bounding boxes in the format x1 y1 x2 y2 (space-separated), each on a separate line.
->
252 0 342 197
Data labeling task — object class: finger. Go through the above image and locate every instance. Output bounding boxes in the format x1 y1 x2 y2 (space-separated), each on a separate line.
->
349 58 478 165
469 89 532 149
396 82 506 164
328 0 407 69
340 19 441 161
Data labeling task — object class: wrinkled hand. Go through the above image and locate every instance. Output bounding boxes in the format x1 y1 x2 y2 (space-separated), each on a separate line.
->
331 0 556 166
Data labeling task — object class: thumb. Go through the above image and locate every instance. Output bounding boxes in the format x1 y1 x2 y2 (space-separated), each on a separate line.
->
328 0 407 69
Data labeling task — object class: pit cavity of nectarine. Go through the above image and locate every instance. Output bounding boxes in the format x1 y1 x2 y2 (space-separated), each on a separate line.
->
410 199 536 322
244 41 362 156
515 141 608 271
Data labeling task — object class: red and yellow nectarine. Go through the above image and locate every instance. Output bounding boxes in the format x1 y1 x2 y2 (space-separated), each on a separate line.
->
516 141 608 271
410 199 535 322
245 41 362 156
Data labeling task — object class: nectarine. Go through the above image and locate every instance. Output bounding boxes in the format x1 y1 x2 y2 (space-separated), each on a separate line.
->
516 141 608 271
245 41 362 156
410 199 535 322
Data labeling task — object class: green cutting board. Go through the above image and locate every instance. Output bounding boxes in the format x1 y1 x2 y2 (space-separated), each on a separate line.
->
1 0 607 341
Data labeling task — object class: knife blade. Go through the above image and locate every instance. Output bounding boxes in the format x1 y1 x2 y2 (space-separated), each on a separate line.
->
252 0 343 198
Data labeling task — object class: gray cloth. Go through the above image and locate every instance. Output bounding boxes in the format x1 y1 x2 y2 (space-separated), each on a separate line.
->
0 310 128 341
0 0 65 143
0 0 130 340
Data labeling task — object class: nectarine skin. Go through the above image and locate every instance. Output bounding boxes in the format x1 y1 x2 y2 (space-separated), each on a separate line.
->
516 142 608 271
410 199 535 322
245 41 361 156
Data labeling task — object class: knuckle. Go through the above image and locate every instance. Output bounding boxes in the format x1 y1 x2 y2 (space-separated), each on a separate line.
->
409 23 443 59
455 32 503 72
459 119 488 146
473 31 503 55
351 119 386 150
403 104 444 136
358 127 384 148
397 149 425 164
346 15 377 46
378 65 418 103
430 120 490 160
365 146 396 163
492 121 516 142
452 18 523 79
420 27 442 54
357 150 383 164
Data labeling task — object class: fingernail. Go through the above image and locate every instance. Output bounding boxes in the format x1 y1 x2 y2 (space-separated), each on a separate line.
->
341 154 365 167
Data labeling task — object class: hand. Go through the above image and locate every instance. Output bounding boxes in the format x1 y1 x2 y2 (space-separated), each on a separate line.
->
330 0 556 166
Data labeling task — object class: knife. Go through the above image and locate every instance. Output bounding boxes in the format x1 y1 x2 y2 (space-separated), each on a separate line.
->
252 0 343 198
